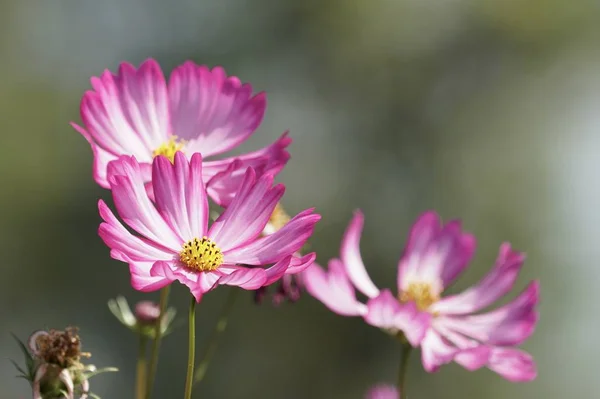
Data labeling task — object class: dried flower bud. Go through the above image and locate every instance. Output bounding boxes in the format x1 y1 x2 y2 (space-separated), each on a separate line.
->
11 326 117 399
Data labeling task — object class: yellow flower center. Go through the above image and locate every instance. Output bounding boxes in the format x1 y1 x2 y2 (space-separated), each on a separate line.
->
153 136 186 163
399 282 439 312
269 203 291 231
179 237 223 272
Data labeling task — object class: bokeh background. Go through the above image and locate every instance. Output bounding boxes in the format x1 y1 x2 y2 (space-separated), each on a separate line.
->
1 0 598 398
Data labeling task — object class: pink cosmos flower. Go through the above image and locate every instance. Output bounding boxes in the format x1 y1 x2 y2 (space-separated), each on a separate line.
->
365 385 399 399
304 211 539 381
99 152 319 301
72 59 290 206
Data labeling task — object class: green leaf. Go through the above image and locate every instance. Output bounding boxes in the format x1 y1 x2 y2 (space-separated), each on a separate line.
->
82 367 119 380
10 333 34 371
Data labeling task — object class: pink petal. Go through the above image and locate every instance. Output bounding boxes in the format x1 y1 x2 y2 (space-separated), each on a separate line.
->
71 122 119 187
285 252 317 274
107 155 183 250
398 213 475 295
28 330 49 354
488 347 537 382
128 260 172 293
168 62 266 157
208 168 284 251
263 256 293 286
431 243 526 315
205 158 244 207
33 364 48 399
58 369 75 399
437 281 539 346
150 261 217 302
453 346 491 371
78 59 169 160
341 210 380 298
152 152 209 240
222 208 320 265
80 379 90 399
420 330 458 372
98 200 175 262
364 290 430 346
303 259 367 316
202 132 292 206
217 266 267 289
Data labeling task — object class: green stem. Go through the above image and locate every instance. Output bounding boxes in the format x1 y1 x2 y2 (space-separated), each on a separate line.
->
193 288 238 386
397 342 412 398
135 335 148 399
145 286 171 399
184 295 197 399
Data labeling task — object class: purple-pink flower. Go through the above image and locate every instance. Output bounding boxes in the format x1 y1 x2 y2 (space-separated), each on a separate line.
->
304 210 539 381
72 59 290 206
99 152 320 301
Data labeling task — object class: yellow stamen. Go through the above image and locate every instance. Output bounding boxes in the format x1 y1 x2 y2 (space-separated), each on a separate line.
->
179 237 223 272
269 203 291 232
153 136 186 163
399 282 439 312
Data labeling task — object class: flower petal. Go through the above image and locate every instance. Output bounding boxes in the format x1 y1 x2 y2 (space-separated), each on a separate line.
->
285 252 317 275
202 132 292 206
208 168 283 251
431 243 526 315
398 212 475 295
436 281 539 346
28 330 49 354
303 259 367 316
217 266 267 290
488 347 537 382
58 369 75 399
79 59 168 159
98 200 175 262
150 261 215 302
453 346 492 371
168 62 266 157
33 364 48 399
107 155 183 250
71 122 119 188
152 152 209 240
364 290 430 346
341 210 380 298
420 329 458 372
222 208 320 265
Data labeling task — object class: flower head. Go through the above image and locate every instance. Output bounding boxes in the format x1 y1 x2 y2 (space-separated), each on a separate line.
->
99 152 320 301
304 211 539 381
365 385 399 399
107 296 177 338
72 59 291 206
11 327 117 399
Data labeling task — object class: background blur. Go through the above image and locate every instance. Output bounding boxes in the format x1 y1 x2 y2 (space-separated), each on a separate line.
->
1 0 598 398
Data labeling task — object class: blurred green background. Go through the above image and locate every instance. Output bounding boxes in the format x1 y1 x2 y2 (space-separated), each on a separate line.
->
1 0 597 397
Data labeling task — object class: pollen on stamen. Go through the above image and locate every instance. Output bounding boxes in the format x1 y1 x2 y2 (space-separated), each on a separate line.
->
399 282 440 312
152 136 186 163
269 203 291 231
180 237 223 272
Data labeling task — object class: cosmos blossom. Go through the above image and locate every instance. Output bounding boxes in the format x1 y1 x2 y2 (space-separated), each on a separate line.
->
72 58 290 206
304 211 539 381
99 152 320 301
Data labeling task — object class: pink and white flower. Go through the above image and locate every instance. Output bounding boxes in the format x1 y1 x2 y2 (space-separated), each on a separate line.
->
99 152 320 302
304 211 539 381
72 59 290 206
